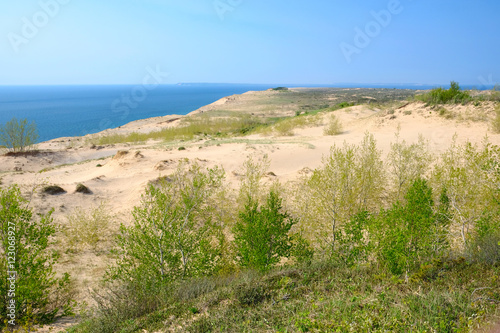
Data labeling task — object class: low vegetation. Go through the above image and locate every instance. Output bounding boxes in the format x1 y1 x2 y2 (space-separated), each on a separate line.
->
492 104 500 133
0 186 73 326
323 113 343 135
92 114 262 146
3 87 500 331
41 185 66 195
65 202 112 252
64 133 500 332
415 81 472 105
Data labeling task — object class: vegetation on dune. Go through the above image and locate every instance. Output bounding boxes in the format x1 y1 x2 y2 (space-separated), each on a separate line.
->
415 81 472 105
0 117 38 153
92 114 263 145
64 133 500 332
4 87 500 331
0 186 74 327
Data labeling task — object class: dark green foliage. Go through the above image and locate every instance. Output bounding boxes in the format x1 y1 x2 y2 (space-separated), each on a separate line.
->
42 185 66 195
75 183 92 194
234 282 269 306
331 101 355 110
373 179 450 275
233 190 296 271
0 117 39 152
271 87 288 91
467 210 500 265
0 185 73 326
336 211 370 266
416 81 471 105
291 235 314 265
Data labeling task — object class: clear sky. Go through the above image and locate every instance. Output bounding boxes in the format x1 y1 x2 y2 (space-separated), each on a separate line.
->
1 0 499 86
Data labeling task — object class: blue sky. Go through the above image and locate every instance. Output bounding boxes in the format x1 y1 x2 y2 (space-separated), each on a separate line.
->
1 0 499 86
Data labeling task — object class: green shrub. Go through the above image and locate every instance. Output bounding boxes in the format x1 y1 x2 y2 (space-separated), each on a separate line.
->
336 211 371 266
372 179 450 276
75 183 92 194
0 185 73 327
466 210 500 265
416 81 471 105
323 114 343 135
41 185 66 195
233 190 296 271
0 118 39 153
234 282 268 306
108 162 227 284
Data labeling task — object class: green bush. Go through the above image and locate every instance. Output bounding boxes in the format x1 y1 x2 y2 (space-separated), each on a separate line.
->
416 81 471 105
467 211 500 265
372 179 450 276
323 114 343 135
108 162 227 284
234 282 268 306
0 185 73 327
0 118 39 153
233 190 296 271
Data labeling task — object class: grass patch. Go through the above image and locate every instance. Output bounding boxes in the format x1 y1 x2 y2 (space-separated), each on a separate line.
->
323 114 343 135
75 183 92 194
92 114 263 146
69 258 500 332
64 202 113 252
41 185 66 195
492 104 500 133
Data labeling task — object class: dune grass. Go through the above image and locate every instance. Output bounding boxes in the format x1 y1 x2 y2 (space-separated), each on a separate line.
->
91 114 263 146
68 257 500 332
90 101 358 145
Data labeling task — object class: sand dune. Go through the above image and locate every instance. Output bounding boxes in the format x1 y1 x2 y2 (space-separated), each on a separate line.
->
1 89 499 331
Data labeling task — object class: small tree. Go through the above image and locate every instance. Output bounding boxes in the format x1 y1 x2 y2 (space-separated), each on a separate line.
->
372 179 450 277
109 162 226 285
305 132 385 251
233 190 296 271
0 118 39 152
388 131 432 202
0 185 73 327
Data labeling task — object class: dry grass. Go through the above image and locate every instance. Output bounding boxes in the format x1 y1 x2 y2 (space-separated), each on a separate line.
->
64 202 113 252
323 114 343 135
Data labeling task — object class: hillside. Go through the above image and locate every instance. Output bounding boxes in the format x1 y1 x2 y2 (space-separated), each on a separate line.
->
1 87 500 332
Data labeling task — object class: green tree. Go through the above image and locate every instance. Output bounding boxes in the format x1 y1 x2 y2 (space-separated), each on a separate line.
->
305 132 385 251
387 131 432 202
0 118 39 152
233 190 296 271
373 179 450 276
0 185 73 327
336 211 371 266
432 138 499 245
109 162 226 285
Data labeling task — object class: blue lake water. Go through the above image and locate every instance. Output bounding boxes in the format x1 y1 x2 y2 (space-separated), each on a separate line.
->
0 84 278 142
0 83 489 142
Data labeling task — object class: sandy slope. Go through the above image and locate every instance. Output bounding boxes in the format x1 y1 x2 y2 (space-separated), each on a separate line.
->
1 89 499 331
